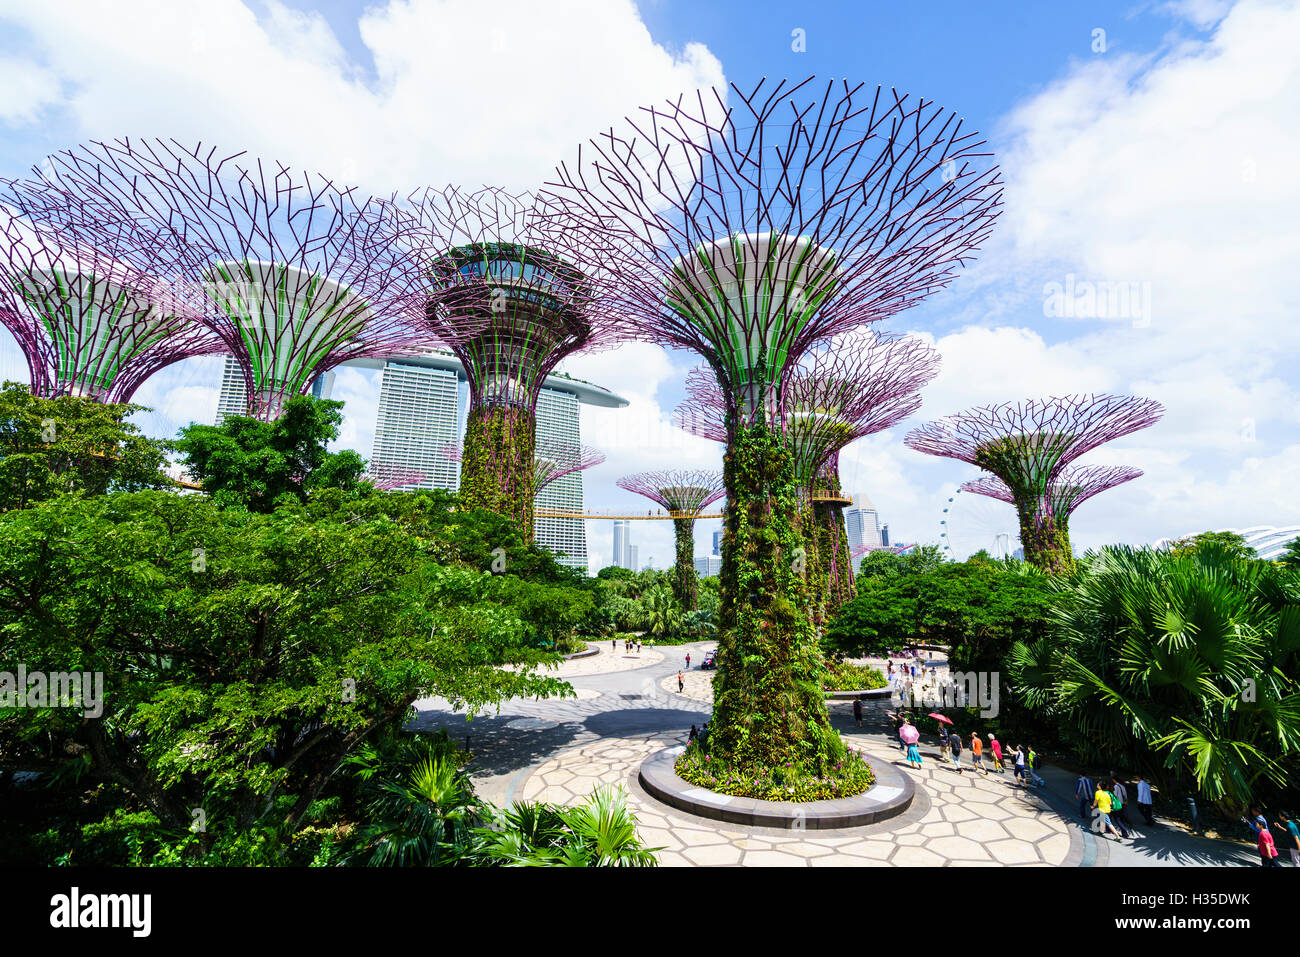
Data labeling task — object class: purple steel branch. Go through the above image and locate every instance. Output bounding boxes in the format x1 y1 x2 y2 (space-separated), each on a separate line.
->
443 439 605 492
616 469 727 514
533 441 606 492
783 332 941 482
904 394 1165 483
0 181 219 401
364 185 628 415
544 76 1001 416
960 463 1143 518
28 138 434 416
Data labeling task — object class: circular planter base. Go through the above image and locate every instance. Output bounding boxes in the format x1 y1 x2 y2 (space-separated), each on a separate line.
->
825 687 892 701
638 746 914 830
562 646 601 661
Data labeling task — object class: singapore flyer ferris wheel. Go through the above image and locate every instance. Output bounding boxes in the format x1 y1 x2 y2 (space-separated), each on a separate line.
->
938 485 1019 561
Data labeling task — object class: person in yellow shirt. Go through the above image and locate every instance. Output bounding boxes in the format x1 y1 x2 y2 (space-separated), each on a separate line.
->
1092 786 1124 841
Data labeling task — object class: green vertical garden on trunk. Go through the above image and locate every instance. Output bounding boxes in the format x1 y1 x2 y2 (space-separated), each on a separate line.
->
458 404 537 538
698 423 846 777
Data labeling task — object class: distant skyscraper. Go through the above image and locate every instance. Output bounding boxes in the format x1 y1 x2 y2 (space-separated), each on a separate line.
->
628 544 639 571
845 492 882 551
881 524 890 547
712 528 722 556
694 556 723 577
613 520 631 569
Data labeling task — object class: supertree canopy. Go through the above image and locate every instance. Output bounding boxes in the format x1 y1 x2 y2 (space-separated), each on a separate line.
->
24 138 429 419
906 395 1163 572
533 441 606 494
617 469 725 611
368 186 625 537
0 181 218 401
960 463 1142 559
547 76 1001 778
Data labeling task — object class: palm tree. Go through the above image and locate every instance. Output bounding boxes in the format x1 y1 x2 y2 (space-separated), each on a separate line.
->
640 584 683 638
472 785 659 866
1008 544 1300 813
347 750 480 866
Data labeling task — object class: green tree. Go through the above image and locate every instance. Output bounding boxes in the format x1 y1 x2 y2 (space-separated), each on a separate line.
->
175 395 365 511
0 382 172 511
1170 530 1256 561
640 584 683 637
0 491 574 857
1008 545 1300 812
1279 536 1300 568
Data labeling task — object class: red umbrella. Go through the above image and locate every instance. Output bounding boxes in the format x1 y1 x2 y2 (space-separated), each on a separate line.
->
928 712 953 725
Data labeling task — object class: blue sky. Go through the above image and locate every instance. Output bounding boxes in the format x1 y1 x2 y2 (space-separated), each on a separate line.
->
1 0 1297 571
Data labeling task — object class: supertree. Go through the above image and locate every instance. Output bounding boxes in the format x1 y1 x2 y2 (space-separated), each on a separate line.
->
547 77 1001 776
617 469 726 610
0 180 219 401
366 186 625 538
362 466 430 491
22 138 432 419
905 395 1163 573
960 463 1142 559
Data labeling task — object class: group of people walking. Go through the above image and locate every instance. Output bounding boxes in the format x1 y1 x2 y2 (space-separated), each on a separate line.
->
890 712 1042 786
1077 772 1149 842
1244 807 1300 867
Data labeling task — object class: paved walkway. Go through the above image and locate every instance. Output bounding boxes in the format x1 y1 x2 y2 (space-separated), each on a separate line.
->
410 639 1263 867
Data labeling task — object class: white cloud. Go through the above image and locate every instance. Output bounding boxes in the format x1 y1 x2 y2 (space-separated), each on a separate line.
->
0 0 724 193
888 0 1300 555
0 56 60 125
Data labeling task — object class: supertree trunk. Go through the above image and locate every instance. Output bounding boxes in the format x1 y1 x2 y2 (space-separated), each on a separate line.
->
712 423 843 774
671 517 698 611
816 500 855 615
459 404 537 538
1017 497 1074 574
795 492 827 628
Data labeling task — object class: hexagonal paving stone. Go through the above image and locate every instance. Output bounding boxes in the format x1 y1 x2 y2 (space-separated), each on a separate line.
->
742 849 808 866
987 839 1042 865
924 835 993 861
683 843 745 866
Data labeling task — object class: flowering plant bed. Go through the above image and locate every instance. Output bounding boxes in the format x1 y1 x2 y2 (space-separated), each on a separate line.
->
673 743 875 802
823 660 887 692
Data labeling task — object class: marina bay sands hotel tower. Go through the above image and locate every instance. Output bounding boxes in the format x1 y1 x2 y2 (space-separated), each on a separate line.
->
217 347 627 570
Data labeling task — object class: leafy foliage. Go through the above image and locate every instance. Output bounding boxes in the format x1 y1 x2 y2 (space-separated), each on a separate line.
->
0 382 173 511
825 550 1056 673
675 741 874 801
0 489 579 860
472 785 659 867
174 395 365 511
1007 545 1300 812
1169 530 1257 561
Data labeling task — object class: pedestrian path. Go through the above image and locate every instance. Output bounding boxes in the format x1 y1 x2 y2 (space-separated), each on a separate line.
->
411 639 1266 867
